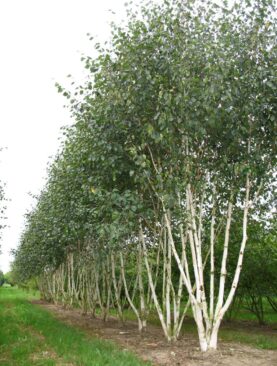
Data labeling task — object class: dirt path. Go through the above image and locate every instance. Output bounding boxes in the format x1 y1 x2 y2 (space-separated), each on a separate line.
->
33 300 277 366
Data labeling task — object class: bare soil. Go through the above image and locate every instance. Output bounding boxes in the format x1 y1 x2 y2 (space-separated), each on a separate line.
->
32 300 277 366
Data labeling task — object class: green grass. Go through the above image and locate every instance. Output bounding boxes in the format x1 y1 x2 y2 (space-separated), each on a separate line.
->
218 327 277 350
231 306 277 324
0 288 150 366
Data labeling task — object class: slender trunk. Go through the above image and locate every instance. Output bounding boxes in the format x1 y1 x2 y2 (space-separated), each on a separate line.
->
209 175 251 350
111 252 124 322
165 214 172 337
139 224 170 340
215 199 233 317
210 199 216 322
119 252 143 331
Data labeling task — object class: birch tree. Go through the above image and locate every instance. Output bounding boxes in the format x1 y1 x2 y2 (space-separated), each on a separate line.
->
70 0 276 349
12 0 276 353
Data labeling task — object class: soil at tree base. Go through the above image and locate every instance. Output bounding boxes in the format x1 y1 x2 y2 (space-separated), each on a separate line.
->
33 300 277 366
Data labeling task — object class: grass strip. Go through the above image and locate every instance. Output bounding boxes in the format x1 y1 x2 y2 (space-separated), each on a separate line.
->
0 288 150 366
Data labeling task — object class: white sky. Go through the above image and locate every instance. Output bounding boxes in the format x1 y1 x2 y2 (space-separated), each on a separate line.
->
0 0 141 273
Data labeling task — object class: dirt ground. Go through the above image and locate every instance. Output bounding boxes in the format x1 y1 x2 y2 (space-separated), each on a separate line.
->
33 300 277 366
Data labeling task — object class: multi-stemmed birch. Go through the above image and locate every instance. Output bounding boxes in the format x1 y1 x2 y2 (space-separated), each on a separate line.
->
12 0 276 353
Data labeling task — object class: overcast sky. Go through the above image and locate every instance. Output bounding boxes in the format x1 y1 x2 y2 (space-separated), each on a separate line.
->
0 0 145 273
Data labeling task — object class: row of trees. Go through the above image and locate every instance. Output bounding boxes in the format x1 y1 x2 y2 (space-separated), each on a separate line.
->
13 0 276 352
